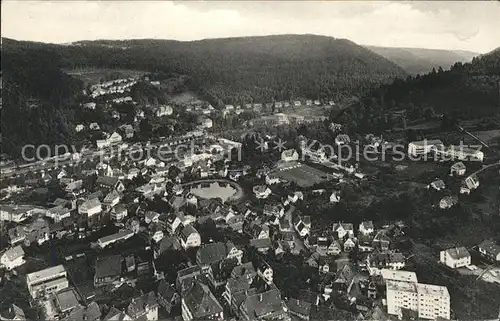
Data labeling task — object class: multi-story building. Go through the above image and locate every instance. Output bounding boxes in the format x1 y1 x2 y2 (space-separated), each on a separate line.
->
408 139 444 157
386 279 450 320
26 265 69 299
416 283 451 320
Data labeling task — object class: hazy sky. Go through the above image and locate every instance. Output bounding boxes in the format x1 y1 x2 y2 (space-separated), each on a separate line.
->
2 1 499 53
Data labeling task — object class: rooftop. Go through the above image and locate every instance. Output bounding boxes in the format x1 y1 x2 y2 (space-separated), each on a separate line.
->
386 280 417 293
27 265 66 284
416 283 450 297
445 247 470 260
98 230 133 245
56 289 80 312
3 245 25 261
381 269 418 283
95 255 122 279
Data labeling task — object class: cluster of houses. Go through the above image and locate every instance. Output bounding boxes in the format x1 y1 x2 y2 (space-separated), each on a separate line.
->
88 78 138 99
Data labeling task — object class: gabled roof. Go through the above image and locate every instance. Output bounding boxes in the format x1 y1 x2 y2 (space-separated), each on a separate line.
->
127 291 158 318
360 221 374 230
104 190 121 203
180 225 199 241
103 307 130 321
80 198 101 211
2 245 25 261
333 222 354 231
250 238 272 249
157 280 178 301
196 242 229 265
95 255 122 279
183 282 223 319
96 176 120 187
478 239 500 256
451 162 466 170
62 302 101 321
240 286 285 319
231 262 256 278
286 298 312 317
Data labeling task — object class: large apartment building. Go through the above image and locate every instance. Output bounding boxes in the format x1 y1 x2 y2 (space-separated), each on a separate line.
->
26 265 69 299
386 279 450 320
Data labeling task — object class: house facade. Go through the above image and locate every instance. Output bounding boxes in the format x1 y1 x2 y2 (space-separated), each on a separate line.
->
439 247 471 268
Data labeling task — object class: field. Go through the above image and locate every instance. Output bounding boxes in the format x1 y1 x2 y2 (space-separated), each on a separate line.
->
171 91 199 105
272 163 331 187
65 68 147 85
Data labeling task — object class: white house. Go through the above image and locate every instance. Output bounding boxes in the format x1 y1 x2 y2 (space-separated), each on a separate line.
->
288 191 304 203
108 132 123 145
201 118 213 129
83 102 96 110
429 179 446 191
96 139 110 149
439 196 458 209
155 105 173 117
335 134 351 146
359 221 374 236
145 211 161 225
46 206 71 223
180 225 201 249
78 198 102 217
450 162 466 176
329 192 341 203
111 205 128 222
253 185 272 199
281 149 299 162
265 174 281 185
0 245 25 270
151 230 164 243
465 174 480 190
294 216 311 237
440 247 471 268
332 223 354 239
103 190 121 209
75 124 85 132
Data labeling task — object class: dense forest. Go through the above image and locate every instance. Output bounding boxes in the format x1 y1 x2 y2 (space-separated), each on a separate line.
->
2 35 407 104
366 46 478 75
1 45 84 157
339 48 500 134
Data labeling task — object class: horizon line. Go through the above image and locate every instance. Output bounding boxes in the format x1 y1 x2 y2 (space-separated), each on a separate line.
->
1 33 488 54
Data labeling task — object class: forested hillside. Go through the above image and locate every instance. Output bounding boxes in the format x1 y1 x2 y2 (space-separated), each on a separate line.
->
366 46 478 75
2 35 406 104
1 45 84 157
340 48 500 134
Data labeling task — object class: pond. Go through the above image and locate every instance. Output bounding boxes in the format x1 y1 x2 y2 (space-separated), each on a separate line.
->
188 181 239 202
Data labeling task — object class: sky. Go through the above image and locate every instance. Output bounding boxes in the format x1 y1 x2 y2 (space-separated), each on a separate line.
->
2 1 499 53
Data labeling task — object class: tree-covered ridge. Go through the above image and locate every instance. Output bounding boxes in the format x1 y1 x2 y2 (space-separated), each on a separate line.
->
1 45 84 156
2 35 407 104
340 50 500 134
366 46 479 75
